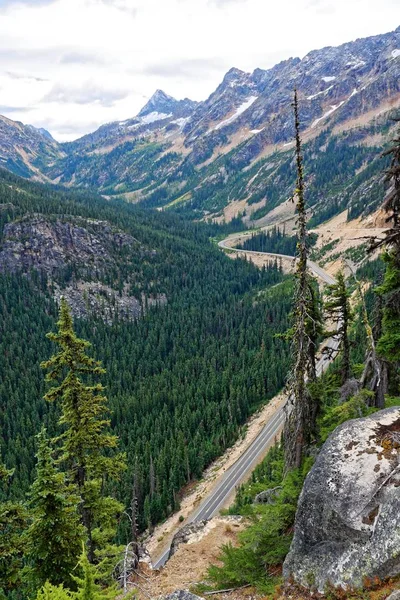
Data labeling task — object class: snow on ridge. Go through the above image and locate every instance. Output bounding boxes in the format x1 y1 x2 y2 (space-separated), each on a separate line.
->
140 111 172 125
118 111 172 130
311 101 345 128
307 85 334 100
214 96 258 131
392 49 400 59
171 116 191 128
310 85 360 129
250 128 264 134
322 76 336 82
346 60 366 70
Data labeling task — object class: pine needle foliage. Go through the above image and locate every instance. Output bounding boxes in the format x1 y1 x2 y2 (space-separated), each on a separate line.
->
371 117 400 384
36 582 74 600
24 428 84 591
41 298 126 563
71 550 118 600
324 270 353 385
0 463 27 597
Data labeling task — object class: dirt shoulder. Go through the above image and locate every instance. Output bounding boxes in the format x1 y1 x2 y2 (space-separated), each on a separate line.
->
145 392 286 563
140 517 246 599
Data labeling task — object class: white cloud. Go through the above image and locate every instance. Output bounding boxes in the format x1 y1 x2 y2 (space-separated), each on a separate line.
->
0 0 397 140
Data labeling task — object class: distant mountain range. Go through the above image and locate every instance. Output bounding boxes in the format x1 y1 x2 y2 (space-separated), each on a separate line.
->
1 26 399 225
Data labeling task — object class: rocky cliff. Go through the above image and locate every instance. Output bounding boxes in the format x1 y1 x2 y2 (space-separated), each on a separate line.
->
0 213 166 322
283 407 400 593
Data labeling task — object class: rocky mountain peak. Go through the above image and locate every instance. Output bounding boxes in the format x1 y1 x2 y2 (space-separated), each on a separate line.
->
37 127 55 141
222 67 249 85
138 89 179 117
137 89 198 124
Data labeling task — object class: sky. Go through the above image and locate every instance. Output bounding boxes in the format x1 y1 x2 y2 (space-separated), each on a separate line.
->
0 0 398 141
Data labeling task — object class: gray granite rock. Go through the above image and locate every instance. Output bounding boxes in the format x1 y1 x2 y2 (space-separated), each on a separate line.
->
161 592 203 600
168 521 209 559
283 407 400 592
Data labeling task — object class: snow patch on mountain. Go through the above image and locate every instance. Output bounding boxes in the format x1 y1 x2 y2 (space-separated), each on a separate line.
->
307 85 334 100
214 96 258 131
311 101 345 128
322 76 336 82
392 49 400 59
171 117 191 128
346 59 366 70
140 112 172 125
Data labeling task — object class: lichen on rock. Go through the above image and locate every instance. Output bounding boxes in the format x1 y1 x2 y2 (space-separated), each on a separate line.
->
283 407 400 592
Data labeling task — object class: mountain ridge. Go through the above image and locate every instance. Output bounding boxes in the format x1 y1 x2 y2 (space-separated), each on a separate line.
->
0 26 399 224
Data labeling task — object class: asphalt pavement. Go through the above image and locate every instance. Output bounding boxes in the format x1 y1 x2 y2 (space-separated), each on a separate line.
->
152 242 338 569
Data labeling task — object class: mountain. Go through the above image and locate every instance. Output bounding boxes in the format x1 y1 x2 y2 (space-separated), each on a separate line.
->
0 27 399 224
138 89 197 118
34 126 55 141
0 114 64 180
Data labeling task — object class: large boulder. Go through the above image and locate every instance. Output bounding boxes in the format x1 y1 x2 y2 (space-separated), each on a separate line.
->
168 521 209 559
283 407 400 593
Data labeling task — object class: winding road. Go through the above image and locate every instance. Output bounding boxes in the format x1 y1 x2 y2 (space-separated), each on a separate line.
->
152 239 338 569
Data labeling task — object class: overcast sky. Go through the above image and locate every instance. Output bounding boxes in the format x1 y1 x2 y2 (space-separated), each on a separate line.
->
0 0 398 141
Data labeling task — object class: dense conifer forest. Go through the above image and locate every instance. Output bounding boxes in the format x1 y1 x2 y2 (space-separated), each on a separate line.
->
1 109 399 599
237 227 317 256
0 169 292 545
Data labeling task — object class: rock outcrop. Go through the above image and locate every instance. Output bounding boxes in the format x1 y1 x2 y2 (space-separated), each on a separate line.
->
283 407 400 592
0 215 136 275
0 214 166 322
168 521 209 559
160 592 203 600
254 485 282 504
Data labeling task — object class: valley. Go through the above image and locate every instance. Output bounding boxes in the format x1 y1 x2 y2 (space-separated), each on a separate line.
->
0 16 400 600
0 28 399 230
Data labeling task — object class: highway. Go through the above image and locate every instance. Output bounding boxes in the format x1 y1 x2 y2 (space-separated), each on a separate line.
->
217 238 336 286
152 240 338 569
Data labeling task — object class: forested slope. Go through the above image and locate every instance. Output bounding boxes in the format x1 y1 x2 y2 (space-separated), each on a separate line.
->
0 169 292 530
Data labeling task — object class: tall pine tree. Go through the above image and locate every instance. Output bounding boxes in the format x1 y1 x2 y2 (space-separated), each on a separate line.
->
25 428 84 591
284 90 316 469
371 117 400 387
41 298 126 563
324 270 353 386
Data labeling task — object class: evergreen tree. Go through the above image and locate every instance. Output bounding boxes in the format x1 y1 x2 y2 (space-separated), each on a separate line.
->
0 462 27 597
35 552 120 600
25 428 84 591
36 582 73 600
371 117 400 381
41 299 126 563
324 270 353 386
72 550 117 600
284 90 315 469
305 278 324 382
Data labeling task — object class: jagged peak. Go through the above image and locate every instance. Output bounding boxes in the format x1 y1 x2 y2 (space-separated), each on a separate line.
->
138 89 178 117
151 89 175 102
222 67 249 84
